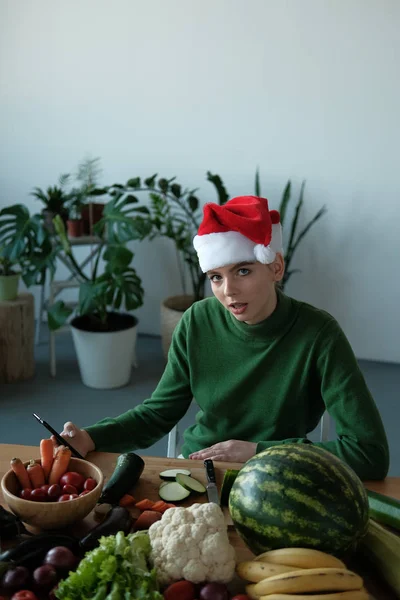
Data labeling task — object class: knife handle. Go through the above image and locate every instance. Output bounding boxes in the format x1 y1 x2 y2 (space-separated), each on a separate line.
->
204 459 216 484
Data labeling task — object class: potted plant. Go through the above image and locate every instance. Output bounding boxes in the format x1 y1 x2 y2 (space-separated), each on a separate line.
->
71 156 105 236
31 174 71 233
0 204 57 301
47 201 151 389
93 174 227 358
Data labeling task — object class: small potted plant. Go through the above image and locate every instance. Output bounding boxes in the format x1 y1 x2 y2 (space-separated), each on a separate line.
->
66 205 84 238
0 204 57 301
31 174 71 233
47 202 151 389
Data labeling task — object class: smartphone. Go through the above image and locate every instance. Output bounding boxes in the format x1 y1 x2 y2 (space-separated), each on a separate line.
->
32 413 84 459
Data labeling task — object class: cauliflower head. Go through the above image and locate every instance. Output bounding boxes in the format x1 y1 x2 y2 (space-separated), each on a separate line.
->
148 503 236 585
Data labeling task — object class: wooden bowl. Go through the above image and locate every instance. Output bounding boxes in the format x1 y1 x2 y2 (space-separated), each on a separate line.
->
1 457 104 530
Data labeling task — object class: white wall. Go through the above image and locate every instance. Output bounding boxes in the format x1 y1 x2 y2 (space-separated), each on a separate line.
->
1 0 399 363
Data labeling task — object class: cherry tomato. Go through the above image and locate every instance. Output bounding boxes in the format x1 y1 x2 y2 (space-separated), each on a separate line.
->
30 488 47 502
163 580 196 600
58 494 71 502
11 592 39 600
232 596 250 600
62 484 78 495
48 484 61 500
69 494 79 500
20 488 33 500
83 477 97 491
59 472 85 491
79 490 91 496
41 484 51 494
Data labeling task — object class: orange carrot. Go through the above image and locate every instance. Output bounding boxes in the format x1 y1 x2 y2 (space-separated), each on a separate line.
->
48 446 71 485
10 457 31 489
134 498 155 511
26 460 46 488
151 500 169 513
119 494 136 507
40 438 54 482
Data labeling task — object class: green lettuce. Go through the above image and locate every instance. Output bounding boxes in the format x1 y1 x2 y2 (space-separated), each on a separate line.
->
55 531 163 600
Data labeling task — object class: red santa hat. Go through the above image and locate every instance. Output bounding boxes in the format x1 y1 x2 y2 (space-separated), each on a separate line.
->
193 195 283 273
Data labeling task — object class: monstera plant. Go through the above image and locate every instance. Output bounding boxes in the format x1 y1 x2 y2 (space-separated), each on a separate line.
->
0 204 57 301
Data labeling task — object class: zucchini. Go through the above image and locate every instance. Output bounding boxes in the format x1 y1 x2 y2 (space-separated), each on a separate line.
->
98 452 145 505
220 469 239 506
159 481 191 502
359 519 400 596
176 473 206 494
367 489 400 533
159 468 191 480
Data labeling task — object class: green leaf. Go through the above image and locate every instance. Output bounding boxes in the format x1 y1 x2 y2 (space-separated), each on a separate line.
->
188 195 199 212
47 301 73 331
279 180 291 227
144 174 157 188
206 171 229 205
126 177 141 188
158 178 169 193
171 183 181 198
255 167 261 197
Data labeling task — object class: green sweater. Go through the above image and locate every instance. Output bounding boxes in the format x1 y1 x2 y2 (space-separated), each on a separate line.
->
86 291 389 480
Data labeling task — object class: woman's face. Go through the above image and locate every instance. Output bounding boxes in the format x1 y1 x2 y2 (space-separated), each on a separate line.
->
207 255 285 325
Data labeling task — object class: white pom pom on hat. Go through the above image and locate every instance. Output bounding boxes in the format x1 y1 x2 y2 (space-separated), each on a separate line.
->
193 195 283 273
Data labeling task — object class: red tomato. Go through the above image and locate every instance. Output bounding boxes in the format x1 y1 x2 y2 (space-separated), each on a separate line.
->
30 488 47 502
79 490 91 496
69 494 79 499
163 580 196 600
20 488 33 500
59 472 85 491
11 592 38 600
58 494 71 502
83 477 97 491
48 484 61 499
62 484 78 495
232 596 250 600
41 484 51 494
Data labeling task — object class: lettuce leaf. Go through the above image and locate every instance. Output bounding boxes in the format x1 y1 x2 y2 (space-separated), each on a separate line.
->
55 531 163 600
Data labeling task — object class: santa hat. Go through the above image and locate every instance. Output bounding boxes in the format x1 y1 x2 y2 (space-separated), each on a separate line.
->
193 195 283 273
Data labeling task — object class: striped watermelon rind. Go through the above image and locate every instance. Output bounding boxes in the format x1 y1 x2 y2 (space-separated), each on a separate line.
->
228 444 369 556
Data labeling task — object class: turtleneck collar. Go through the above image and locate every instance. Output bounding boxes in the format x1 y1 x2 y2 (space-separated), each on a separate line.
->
224 288 296 341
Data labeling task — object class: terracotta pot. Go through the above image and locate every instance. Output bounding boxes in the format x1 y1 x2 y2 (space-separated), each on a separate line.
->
81 203 104 235
67 219 84 237
160 294 195 359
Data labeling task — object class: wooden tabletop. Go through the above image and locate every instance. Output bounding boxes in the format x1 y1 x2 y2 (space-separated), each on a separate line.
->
1 444 398 599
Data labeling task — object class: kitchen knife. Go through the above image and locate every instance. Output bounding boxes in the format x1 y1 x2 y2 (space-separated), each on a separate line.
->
204 459 219 504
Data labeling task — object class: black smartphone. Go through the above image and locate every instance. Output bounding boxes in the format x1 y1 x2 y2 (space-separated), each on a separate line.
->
32 413 84 459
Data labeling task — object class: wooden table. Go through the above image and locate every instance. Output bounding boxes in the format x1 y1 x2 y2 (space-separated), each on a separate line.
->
1 444 399 599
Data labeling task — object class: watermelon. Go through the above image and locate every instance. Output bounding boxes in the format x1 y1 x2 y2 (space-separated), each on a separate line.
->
229 444 369 556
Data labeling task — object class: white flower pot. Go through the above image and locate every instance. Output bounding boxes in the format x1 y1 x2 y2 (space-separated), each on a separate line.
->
70 313 138 389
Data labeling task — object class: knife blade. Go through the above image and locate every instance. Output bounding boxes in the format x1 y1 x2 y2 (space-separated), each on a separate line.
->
204 459 219 504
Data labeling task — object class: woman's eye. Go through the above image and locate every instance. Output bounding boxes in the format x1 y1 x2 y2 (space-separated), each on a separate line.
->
238 268 250 276
209 274 222 283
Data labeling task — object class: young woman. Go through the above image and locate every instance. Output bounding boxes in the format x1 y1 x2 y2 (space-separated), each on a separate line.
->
56 196 389 480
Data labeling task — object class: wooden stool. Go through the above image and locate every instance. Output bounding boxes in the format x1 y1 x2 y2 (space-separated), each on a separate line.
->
0 293 35 383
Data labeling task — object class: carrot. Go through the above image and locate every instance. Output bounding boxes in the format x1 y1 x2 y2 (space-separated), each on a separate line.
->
151 500 169 513
132 510 163 531
26 460 46 488
10 457 31 489
134 498 155 511
40 438 54 482
48 446 71 485
119 494 136 507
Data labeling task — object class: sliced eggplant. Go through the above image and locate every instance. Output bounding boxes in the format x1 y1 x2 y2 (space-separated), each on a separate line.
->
158 481 191 502
159 468 191 480
176 473 206 494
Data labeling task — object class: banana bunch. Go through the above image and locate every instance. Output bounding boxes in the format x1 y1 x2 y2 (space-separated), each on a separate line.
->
236 547 369 600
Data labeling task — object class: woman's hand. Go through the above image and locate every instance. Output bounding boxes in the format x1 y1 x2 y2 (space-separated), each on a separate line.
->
189 440 257 463
51 421 95 458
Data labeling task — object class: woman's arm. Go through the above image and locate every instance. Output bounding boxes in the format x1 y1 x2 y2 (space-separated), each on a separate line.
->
83 316 194 453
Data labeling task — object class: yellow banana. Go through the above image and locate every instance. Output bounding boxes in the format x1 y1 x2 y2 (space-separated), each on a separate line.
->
255 547 346 569
259 589 369 600
245 584 261 600
252 567 363 596
236 560 300 582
